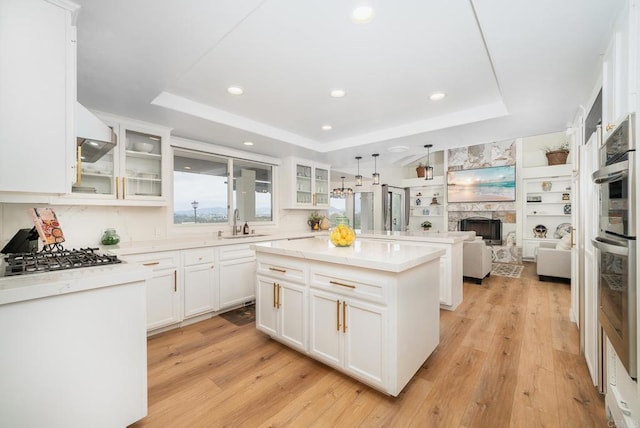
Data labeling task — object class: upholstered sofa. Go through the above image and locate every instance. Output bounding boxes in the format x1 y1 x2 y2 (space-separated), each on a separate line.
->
463 238 493 284
536 238 571 281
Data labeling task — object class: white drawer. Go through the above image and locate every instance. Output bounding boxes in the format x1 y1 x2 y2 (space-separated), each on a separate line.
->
123 251 179 270
256 254 306 284
182 247 216 266
310 265 387 304
219 243 255 261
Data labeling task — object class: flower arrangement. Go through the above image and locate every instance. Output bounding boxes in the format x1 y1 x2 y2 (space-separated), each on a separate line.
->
420 220 432 230
545 141 570 165
307 211 323 230
545 141 570 153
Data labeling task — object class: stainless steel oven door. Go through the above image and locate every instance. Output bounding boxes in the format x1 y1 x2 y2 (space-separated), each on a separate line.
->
593 236 637 378
592 152 635 238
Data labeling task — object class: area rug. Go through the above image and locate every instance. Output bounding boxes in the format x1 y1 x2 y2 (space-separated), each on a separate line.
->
491 263 524 278
219 304 255 326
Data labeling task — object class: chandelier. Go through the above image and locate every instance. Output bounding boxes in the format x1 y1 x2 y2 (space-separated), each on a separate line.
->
332 176 353 198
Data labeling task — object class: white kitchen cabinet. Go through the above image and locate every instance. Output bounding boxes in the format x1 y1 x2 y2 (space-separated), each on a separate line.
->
0 0 78 195
256 277 306 351
123 251 181 331
183 248 217 318
218 243 256 309
521 165 573 260
309 288 386 389
67 114 171 205
282 157 330 209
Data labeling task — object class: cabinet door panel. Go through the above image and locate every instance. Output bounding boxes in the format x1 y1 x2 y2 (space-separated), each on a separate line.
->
256 277 278 336
279 284 306 351
219 257 256 309
309 291 342 366
146 269 179 330
344 300 385 387
183 264 216 317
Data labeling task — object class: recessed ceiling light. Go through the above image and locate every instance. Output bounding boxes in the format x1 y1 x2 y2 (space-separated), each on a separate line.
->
351 5 374 23
429 92 446 101
227 86 244 95
184 166 191 170
243 141 254 146
148 136 160 141
321 125 333 131
387 145 408 153
330 89 346 98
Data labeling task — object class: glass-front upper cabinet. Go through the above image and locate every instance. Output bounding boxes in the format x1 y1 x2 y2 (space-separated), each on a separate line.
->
70 114 170 205
284 157 330 209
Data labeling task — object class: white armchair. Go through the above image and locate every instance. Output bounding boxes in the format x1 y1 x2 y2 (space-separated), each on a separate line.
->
536 241 571 281
463 239 493 284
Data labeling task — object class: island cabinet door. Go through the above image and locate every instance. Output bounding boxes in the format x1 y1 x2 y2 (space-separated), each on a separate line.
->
278 282 307 351
256 277 279 337
343 299 386 389
309 290 343 367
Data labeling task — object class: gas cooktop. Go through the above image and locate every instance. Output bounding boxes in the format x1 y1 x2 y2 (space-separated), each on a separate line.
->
2 247 121 277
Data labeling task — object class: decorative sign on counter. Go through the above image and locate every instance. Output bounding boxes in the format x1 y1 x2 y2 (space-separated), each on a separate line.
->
30 207 65 245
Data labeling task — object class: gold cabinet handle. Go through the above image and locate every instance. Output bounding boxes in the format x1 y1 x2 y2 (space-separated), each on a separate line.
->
336 300 341 331
277 283 281 309
76 145 82 185
570 227 575 248
143 261 160 266
273 282 277 308
343 301 347 333
606 123 616 132
173 270 177 292
269 267 287 273
116 176 119 199
329 280 356 289
122 177 126 199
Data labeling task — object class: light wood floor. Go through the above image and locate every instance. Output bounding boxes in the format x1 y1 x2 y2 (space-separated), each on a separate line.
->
130 263 607 427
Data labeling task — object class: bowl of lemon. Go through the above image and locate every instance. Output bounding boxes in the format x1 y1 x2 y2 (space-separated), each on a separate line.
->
330 224 356 247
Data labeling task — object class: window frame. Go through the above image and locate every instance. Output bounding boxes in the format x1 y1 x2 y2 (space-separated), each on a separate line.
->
168 137 280 233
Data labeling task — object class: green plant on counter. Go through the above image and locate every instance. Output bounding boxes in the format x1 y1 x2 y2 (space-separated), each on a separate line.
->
420 220 432 230
308 211 323 223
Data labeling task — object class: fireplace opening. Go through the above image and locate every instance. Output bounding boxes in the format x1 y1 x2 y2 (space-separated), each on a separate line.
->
459 217 502 245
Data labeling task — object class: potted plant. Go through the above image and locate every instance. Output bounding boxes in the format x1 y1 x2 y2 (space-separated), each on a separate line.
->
307 211 323 231
545 141 570 165
416 162 426 178
420 220 432 231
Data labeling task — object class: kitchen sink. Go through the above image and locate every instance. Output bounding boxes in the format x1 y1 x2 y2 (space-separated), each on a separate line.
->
221 234 269 239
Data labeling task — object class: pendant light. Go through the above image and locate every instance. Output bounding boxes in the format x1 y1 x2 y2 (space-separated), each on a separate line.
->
424 144 434 181
372 153 380 185
355 156 363 186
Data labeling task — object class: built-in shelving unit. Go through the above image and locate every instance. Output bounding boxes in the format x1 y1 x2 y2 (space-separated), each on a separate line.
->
402 177 447 232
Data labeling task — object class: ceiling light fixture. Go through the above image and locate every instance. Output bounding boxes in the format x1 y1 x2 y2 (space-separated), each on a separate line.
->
372 153 380 185
330 89 346 98
355 156 363 187
429 92 446 101
243 141 254 146
332 176 353 198
351 5 374 23
227 86 244 95
387 145 408 153
321 124 333 131
424 144 434 181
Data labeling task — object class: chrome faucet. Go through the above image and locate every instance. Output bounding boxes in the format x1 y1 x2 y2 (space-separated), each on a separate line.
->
233 208 240 235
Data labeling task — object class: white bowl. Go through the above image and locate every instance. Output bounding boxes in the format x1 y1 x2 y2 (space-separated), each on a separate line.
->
134 142 154 153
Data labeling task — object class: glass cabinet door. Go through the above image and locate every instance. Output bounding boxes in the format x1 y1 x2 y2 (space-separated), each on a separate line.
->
74 139 117 196
315 167 329 206
296 163 312 204
124 129 163 198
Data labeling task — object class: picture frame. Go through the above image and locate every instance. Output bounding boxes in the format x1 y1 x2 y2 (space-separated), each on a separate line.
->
447 165 516 203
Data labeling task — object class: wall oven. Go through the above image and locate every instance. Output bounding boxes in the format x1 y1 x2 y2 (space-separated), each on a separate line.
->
592 113 637 379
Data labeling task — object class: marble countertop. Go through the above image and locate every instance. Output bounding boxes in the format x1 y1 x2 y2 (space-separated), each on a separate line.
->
0 263 150 306
252 237 445 273
105 231 327 255
358 230 476 244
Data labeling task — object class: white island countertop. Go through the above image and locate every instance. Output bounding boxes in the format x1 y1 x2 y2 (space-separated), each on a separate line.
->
252 237 445 273
0 263 150 306
359 230 476 244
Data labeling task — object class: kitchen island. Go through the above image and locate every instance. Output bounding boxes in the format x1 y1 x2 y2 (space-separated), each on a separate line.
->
252 237 444 396
0 264 150 427
359 230 475 310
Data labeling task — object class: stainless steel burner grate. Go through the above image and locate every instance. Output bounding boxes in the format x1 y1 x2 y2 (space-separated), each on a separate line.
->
3 247 121 276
